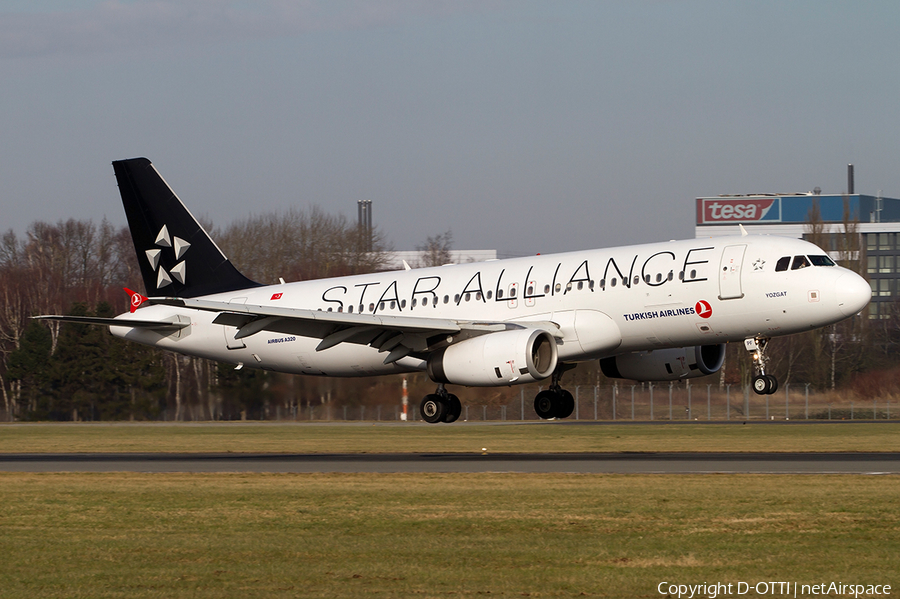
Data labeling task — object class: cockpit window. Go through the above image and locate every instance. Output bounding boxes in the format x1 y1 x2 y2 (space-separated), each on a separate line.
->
775 256 790 272
809 255 836 266
791 255 810 270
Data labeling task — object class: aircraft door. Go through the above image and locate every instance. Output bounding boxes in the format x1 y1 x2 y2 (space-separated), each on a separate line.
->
719 245 746 300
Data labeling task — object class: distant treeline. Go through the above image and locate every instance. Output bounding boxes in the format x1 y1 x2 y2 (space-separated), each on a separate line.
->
0 209 896 420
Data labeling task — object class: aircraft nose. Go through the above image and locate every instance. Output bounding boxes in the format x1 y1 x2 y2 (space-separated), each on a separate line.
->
835 271 871 317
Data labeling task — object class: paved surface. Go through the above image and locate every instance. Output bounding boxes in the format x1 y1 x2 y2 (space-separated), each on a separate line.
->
1 452 898 474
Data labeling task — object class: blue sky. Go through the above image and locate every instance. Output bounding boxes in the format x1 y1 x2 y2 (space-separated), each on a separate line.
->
2 1 899 256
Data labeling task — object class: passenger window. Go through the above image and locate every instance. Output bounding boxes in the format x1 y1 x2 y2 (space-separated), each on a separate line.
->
348 305 354 313
775 256 790 272
611 278 617 287
577 281 584 290
497 289 504 299
401 300 407 308
465 293 471 302
544 285 551 294
791 255 810 270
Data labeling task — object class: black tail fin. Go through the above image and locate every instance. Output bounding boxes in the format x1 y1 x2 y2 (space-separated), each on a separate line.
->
113 157 261 298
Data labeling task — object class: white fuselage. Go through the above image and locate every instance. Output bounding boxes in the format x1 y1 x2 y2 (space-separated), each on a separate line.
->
110 234 870 379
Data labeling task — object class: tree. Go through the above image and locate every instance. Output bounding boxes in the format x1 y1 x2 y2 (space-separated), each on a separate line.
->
5 320 52 418
417 230 453 267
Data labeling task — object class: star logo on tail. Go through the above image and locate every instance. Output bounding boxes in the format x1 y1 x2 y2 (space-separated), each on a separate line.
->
146 225 191 289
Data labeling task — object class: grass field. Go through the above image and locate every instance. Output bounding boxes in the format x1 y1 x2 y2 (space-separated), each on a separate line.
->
0 472 897 598
0 421 898 454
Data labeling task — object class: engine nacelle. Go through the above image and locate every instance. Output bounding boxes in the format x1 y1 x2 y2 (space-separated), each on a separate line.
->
599 344 726 382
427 329 558 387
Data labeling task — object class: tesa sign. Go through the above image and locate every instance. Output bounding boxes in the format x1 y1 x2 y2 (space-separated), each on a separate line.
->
697 197 781 224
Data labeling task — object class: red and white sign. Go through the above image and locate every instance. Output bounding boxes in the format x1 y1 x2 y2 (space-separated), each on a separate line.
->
271 293 283 300
695 300 713 319
697 198 779 224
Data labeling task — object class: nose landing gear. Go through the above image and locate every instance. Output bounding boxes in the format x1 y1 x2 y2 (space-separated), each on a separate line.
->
746 337 778 395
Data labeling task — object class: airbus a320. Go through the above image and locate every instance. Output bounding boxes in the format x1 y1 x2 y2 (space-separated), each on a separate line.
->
37 158 872 423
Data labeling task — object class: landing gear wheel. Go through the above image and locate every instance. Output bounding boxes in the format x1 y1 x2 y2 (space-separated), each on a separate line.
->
556 389 575 419
534 390 558 419
534 363 578 420
752 375 770 395
534 388 575 420
442 394 462 423
420 394 447 424
746 337 778 396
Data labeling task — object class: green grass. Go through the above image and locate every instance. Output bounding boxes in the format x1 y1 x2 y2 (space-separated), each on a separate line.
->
0 421 898 454
0 473 897 598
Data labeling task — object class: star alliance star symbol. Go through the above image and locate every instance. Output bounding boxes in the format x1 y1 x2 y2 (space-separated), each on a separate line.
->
752 258 765 271
146 225 190 289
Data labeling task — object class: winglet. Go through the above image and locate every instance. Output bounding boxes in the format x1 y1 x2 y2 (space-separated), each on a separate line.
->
739 224 748 237
402 260 412 271
124 287 149 313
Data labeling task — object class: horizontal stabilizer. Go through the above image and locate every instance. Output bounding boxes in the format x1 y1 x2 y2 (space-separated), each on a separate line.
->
32 315 189 331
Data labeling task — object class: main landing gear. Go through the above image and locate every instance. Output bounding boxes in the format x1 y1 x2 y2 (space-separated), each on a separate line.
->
534 363 577 420
419 365 580 424
745 337 779 395
419 385 462 424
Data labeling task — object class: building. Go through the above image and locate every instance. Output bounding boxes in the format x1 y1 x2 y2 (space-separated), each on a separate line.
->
695 190 900 320
380 249 498 271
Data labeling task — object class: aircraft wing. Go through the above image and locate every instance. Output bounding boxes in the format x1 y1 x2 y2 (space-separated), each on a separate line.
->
152 297 560 364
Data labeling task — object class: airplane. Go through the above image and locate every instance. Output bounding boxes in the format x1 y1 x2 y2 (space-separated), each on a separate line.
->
35 158 872 423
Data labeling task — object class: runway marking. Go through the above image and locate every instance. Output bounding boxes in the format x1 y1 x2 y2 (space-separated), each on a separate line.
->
1 452 898 474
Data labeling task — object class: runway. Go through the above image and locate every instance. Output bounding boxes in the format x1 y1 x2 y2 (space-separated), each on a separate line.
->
1 452 898 474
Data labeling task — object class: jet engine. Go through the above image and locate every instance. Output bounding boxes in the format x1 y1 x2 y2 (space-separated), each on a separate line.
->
427 329 558 387
599 344 726 382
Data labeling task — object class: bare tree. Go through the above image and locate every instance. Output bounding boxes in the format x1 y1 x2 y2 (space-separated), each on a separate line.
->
416 230 453 267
